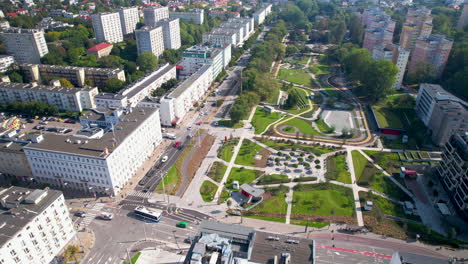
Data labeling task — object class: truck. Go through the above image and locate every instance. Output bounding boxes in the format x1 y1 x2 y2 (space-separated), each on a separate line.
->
163 133 176 140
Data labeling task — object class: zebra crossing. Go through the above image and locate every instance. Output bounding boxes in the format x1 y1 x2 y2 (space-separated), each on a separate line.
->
78 203 104 228
128 190 154 199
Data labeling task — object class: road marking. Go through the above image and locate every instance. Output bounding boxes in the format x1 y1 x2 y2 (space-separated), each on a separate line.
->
316 244 391 259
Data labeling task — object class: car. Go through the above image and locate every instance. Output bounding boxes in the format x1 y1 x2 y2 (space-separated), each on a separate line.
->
285 239 299 244
98 213 113 220
39 121 48 125
196 121 202 125
142 189 149 193
173 141 181 148
187 126 192 130
161 156 168 163
266 236 280 241
64 119 76 124
176 221 188 228
26 119 34 123
138 179 147 185
211 102 216 107
74 211 87 218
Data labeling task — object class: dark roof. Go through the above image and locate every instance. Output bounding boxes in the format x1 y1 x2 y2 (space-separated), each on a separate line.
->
398 251 449 264
199 221 255 241
241 183 265 197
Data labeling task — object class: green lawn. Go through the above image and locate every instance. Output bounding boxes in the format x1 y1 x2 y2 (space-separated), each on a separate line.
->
257 174 291 185
218 138 239 162
360 192 420 221
351 150 368 181
234 139 265 166
155 166 179 194
278 68 312 86
363 150 401 174
123 252 141 264
199 180 218 202
292 183 354 217
315 119 335 134
373 107 404 128
283 118 322 136
208 161 227 183
369 171 411 200
219 188 230 203
284 88 310 115
251 108 284 134
290 219 330 228
218 119 244 128
325 154 351 184
261 140 335 156
246 186 289 223
245 215 286 223
309 63 331 75
226 168 263 189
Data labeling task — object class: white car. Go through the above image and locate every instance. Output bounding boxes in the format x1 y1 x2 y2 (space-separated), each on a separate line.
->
161 156 168 163
187 126 192 130
98 213 113 220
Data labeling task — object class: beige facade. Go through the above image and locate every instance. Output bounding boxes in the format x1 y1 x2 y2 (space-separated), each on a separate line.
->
0 141 32 177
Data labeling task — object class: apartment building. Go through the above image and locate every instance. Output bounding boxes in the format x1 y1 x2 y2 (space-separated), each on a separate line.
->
118 7 139 35
253 3 272 25
144 6 169 27
458 0 468 29
160 64 213 126
156 18 181 50
202 29 237 47
228 17 255 38
20 64 125 89
372 44 410 89
180 44 231 79
0 82 98 112
399 7 433 51
437 133 468 219
0 139 32 177
0 187 75 264
219 22 244 45
0 28 48 64
408 34 453 77
91 12 123 43
23 107 162 195
135 26 165 56
169 8 204 25
0 55 15 72
363 28 393 53
415 83 467 146
94 63 176 109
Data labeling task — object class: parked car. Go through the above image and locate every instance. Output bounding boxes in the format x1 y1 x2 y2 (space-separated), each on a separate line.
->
74 211 87 218
26 119 34 123
173 141 181 148
176 221 188 228
187 126 192 130
196 121 202 125
138 179 147 185
97 213 113 220
64 119 76 124
39 121 48 125
161 156 168 163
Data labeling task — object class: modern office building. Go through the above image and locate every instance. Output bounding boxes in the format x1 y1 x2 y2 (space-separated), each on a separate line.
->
135 26 165 56
23 107 162 196
437 133 468 219
363 28 394 53
179 44 231 78
399 7 433 51
408 34 453 77
0 187 75 264
156 18 181 50
0 28 48 64
169 8 204 24
20 64 125 89
118 7 139 35
0 55 15 72
415 83 468 146
458 0 468 29
372 44 410 89
143 6 169 27
91 12 123 43
202 29 237 46
0 82 98 112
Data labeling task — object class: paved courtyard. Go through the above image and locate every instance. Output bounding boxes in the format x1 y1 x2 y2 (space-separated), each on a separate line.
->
321 109 355 131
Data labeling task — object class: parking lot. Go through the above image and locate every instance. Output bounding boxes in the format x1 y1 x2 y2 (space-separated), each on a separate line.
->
15 117 81 136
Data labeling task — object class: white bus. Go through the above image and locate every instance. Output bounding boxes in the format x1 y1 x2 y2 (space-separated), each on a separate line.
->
163 133 176 139
134 206 163 222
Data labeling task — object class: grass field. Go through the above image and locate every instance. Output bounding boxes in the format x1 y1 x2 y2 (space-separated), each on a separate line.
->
360 192 420 221
218 138 239 162
199 180 218 202
261 140 335 156
316 118 335 134
351 150 368 181
226 168 262 189
290 219 330 228
282 118 322 136
249 188 288 218
252 108 284 134
292 183 354 217
208 161 227 182
373 107 404 128
219 189 230 203
235 139 265 166
325 154 351 184
217 119 244 128
278 68 312 86
257 174 291 185
284 88 310 115
363 150 401 174
155 166 179 193
309 63 331 75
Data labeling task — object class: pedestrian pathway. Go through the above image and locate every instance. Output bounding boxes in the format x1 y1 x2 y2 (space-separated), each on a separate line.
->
79 203 104 229
285 186 293 224
346 147 364 226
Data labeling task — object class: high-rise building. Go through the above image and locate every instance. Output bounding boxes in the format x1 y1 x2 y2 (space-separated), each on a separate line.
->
408 34 453 77
253 3 272 25
363 28 393 53
372 44 410 90
135 26 165 56
415 83 467 146
91 12 123 43
0 187 75 264
144 6 169 27
180 44 231 78
457 0 468 29
202 29 237 47
436 133 468 219
0 55 15 72
118 7 139 35
156 18 181 50
0 28 48 64
169 8 204 25
399 7 433 51
361 7 395 31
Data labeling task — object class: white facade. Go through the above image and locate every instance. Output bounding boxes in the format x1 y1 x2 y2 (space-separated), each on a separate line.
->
253 3 272 25
23 107 162 195
219 22 244 44
202 30 237 46
135 26 165 56
0 187 75 264
180 45 230 79
0 55 15 72
0 83 98 112
0 28 48 64
391 48 409 90
92 12 123 43
169 9 204 25
144 6 169 27
118 7 139 35
157 18 181 50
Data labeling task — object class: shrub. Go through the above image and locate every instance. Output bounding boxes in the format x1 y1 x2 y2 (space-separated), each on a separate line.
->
314 159 320 164
315 165 321 169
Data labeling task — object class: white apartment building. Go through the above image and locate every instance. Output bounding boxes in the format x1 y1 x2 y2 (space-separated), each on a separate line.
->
0 82 98 112
23 107 162 195
169 8 204 25
0 28 48 64
253 4 272 25
144 6 169 27
202 29 237 47
0 187 75 264
219 22 244 44
94 63 177 109
372 44 409 90
135 26 165 56
180 44 231 79
228 17 255 39
118 7 139 35
0 139 32 177
0 55 15 73
157 18 181 50
0 21 10 30
92 12 123 43
160 64 212 126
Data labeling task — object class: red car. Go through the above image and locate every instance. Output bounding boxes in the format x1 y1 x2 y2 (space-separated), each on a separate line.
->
196 121 202 125
173 141 181 148
64 119 76 124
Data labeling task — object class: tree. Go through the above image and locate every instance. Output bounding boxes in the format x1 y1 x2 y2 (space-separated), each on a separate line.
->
286 45 300 56
84 78 94 87
360 59 398 102
406 62 435 84
105 78 125 93
137 52 159 73
348 14 364 45
99 55 125 68
328 20 346 44
63 245 80 263
45 31 61 42
59 78 74 87
9 72 23 83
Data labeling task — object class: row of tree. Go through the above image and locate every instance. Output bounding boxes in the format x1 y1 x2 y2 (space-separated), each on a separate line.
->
0 101 59 116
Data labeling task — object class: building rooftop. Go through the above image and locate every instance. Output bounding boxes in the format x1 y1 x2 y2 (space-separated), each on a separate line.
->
87 42 113 52
420 83 467 107
199 221 255 241
119 63 175 99
0 27 43 34
240 183 265 197
0 82 96 94
168 64 211 99
0 187 62 248
21 63 123 75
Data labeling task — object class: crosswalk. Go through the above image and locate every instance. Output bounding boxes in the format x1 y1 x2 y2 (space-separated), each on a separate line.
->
128 190 153 199
78 203 104 229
